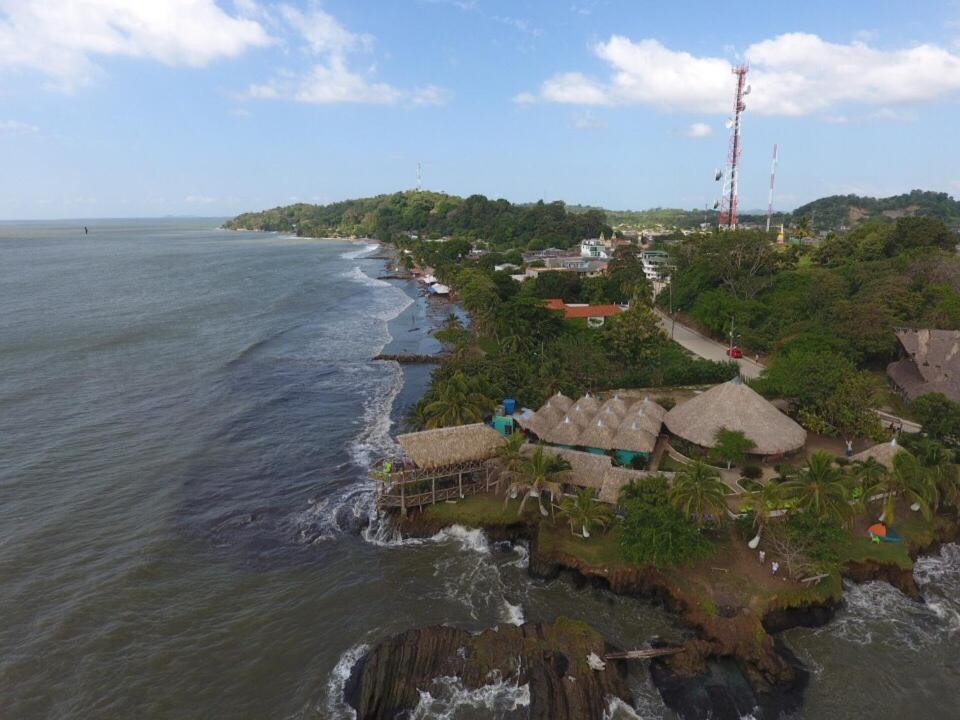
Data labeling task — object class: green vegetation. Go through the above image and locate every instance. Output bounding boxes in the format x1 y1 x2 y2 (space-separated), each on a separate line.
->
225 191 610 250
712 428 756 469
792 190 960 231
557 488 611 538
618 476 714 566
669 460 729 527
502 445 572 516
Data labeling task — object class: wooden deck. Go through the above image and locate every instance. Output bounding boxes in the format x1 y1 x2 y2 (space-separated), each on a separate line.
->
373 459 498 512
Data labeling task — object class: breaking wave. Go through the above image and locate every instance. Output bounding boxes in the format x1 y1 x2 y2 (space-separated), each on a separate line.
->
323 642 369 720
407 673 530 720
340 242 380 260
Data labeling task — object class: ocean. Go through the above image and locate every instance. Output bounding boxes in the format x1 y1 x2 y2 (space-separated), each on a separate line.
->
0 218 957 719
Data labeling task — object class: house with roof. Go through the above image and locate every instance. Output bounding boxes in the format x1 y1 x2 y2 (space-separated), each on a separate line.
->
544 298 624 328
887 328 960 402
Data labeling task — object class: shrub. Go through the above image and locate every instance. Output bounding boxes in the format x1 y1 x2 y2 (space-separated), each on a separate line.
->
835 456 850 467
655 396 676 411
629 455 648 470
741 464 762 480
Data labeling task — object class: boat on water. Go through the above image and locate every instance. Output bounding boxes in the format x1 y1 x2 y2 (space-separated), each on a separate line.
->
428 283 450 296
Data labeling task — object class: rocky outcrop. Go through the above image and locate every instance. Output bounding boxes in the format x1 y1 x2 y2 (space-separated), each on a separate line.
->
345 620 633 720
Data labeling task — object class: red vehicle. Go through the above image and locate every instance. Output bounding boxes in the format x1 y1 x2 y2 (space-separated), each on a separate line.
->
726 346 743 359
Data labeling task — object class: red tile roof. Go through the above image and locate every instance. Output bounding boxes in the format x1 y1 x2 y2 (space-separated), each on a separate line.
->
544 299 623 319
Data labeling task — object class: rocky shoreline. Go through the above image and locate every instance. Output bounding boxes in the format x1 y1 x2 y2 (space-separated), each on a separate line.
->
340 510 960 719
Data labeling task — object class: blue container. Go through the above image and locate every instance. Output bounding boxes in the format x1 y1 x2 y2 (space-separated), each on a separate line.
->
503 398 517 415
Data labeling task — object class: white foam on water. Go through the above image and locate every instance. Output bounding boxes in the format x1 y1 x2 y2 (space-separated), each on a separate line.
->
501 599 525 626
340 242 380 260
407 673 530 720
322 642 369 720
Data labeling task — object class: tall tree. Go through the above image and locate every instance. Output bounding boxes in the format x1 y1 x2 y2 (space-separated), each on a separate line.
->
669 460 729 527
779 451 852 524
712 428 756 469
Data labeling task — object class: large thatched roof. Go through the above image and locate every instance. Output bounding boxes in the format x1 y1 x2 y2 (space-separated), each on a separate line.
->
533 402 564 429
397 423 506 469
539 446 610 490
600 396 628 418
597 405 625 426
579 417 616 450
851 439 906 470
548 392 573 412
545 416 582 446
612 420 658 453
664 378 806 455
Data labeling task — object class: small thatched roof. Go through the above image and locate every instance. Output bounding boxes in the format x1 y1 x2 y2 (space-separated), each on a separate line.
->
566 402 595 427
598 404 625 425
664 378 806 455
633 397 666 421
548 392 573 412
612 420 658 453
574 394 600 415
397 423 506 469
579 417 616 450
621 409 661 436
545 415 583 446
533 402 564 429
542 446 610 490
851 439 906 470
516 412 547 439
600 396 628 417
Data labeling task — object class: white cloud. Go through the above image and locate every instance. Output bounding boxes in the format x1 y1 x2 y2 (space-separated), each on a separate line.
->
522 32 960 116
0 119 38 134
185 194 216 205
245 5 446 106
571 112 605 130
686 122 713 137
0 0 271 90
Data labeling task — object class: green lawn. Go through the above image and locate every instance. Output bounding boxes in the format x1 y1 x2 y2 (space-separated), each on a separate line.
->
537 522 630 570
420 494 531 526
838 535 914 569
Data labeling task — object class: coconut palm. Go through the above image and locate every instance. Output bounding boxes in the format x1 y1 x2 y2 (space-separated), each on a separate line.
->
494 432 525 481
423 372 494 429
850 457 888 509
742 481 783 546
669 460 729 527
504 445 571 517
929 461 960 511
779 451 852 524
558 488 611 539
876 452 936 524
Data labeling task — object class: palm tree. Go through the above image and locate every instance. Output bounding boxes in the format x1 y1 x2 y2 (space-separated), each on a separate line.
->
742 481 783 547
876 452 936 524
669 460 729 527
494 432 525 484
423 372 494 429
850 457 888 509
779 451 852 524
558 488 611 538
504 445 571 517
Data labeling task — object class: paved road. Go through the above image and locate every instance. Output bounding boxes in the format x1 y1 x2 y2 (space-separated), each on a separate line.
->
655 309 764 379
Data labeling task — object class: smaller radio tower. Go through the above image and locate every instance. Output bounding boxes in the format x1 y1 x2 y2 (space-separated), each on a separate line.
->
718 65 749 230
766 143 778 233
417 161 422 191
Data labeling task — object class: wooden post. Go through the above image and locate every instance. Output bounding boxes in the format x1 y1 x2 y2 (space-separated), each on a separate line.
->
400 479 406 516
432 477 436 505
458 471 463 499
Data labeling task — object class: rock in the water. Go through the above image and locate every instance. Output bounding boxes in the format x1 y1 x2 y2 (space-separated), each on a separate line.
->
345 619 633 720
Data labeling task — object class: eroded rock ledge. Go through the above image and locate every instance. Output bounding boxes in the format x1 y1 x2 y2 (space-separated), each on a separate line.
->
345 620 633 720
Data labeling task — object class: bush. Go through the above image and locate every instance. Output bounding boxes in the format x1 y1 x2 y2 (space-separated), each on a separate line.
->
655 396 676 411
629 454 648 470
835 457 850 467
740 464 762 480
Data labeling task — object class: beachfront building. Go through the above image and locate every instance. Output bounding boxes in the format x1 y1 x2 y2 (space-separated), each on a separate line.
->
640 250 669 282
373 423 506 512
887 328 960 402
663 377 806 459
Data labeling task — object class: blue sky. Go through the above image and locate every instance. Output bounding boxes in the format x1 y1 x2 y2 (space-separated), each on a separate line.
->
1 0 960 219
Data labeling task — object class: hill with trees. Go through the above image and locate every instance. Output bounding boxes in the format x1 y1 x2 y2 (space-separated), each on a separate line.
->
225 191 610 250
791 190 960 230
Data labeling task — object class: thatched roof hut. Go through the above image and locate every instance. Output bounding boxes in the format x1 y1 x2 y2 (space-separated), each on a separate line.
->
598 404 625 426
566 402 595 427
633 397 666 422
533 402 564 429
579 417 616 450
600 395 628 417
545 415 583 446
574 394 601 415
663 378 806 455
397 423 506 469
612 419 658 453
541 446 610 490
548 392 573 412
621 409 661 436
851 439 906 470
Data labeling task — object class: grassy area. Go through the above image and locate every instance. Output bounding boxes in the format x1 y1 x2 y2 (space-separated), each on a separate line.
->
838 535 913 569
658 455 689 472
537 521 631 570
420 494 531 526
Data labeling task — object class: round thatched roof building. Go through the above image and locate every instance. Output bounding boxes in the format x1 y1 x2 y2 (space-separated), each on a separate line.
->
612 419 657 454
533 401 564 429
548 392 573 412
600 396 628 417
664 378 806 455
851 439 905 469
623 408 661 436
574 394 600 415
579 417 616 450
546 415 583 446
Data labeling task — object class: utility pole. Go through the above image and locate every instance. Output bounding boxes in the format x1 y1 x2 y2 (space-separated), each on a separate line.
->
718 66 749 230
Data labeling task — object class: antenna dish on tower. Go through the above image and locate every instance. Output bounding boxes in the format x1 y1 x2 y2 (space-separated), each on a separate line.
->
744 84 752 95
714 169 723 181
725 118 734 129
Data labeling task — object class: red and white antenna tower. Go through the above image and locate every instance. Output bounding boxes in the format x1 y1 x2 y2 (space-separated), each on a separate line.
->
718 65 749 230
766 143 778 233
